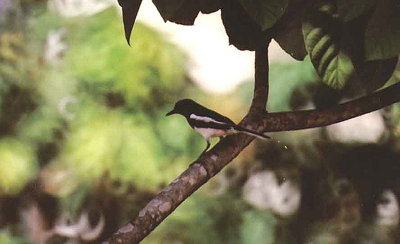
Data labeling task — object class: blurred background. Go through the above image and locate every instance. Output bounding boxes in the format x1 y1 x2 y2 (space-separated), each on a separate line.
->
1 0 400 243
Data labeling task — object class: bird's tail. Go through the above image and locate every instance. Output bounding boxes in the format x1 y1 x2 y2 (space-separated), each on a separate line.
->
234 126 271 141
234 126 288 149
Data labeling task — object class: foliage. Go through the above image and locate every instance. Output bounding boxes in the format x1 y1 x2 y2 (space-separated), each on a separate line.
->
63 9 187 110
0 138 37 194
120 0 400 91
239 0 288 31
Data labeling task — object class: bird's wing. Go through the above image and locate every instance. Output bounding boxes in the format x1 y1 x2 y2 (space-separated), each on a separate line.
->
187 117 234 130
192 104 236 125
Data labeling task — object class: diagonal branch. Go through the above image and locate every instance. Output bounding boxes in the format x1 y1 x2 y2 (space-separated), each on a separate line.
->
107 43 271 243
106 73 400 243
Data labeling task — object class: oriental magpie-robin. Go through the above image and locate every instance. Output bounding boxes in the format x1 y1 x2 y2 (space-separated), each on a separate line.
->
166 99 274 155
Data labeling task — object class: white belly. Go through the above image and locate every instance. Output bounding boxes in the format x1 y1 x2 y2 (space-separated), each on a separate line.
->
194 127 234 139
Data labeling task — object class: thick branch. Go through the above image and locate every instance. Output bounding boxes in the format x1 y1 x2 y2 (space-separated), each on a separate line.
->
107 84 400 242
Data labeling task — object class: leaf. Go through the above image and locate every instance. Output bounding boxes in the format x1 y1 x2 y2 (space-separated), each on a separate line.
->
221 0 266 51
118 0 143 45
239 0 288 31
273 0 308 60
337 0 375 22
153 0 220 25
357 57 398 92
275 23 306 60
200 0 221 14
152 0 185 21
303 4 356 89
364 0 400 60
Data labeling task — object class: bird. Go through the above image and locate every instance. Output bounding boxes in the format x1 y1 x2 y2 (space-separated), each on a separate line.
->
166 99 276 155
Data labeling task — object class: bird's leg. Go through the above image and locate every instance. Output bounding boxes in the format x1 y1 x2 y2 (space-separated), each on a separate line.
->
191 138 211 167
201 138 211 155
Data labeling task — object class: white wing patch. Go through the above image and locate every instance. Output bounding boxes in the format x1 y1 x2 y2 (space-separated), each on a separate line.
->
190 114 225 124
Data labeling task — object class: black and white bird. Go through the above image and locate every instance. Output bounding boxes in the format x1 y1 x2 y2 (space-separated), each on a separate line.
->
166 99 273 155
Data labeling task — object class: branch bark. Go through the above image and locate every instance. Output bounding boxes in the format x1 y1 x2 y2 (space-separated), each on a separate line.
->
250 43 269 112
258 82 400 132
106 63 400 243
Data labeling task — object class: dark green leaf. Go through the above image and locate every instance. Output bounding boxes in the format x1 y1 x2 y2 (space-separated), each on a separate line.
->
337 0 375 22
357 57 398 92
273 0 308 60
221 0 267 51
152 0 185 22
365 0 400 60
118 0 143 45
275 21 306 60
153 0 220 25
200 0 221 14
239 0 288 31
303 3 356 89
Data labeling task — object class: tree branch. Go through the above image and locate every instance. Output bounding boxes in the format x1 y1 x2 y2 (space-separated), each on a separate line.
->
106 75 400 243
259 82 400 132
107 43 271 243
250 42 270 112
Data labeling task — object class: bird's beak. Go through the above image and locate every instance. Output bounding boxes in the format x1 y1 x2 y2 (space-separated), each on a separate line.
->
166 109 176 116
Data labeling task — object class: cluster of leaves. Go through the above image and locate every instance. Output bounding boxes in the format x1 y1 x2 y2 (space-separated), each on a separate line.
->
119 0 400 91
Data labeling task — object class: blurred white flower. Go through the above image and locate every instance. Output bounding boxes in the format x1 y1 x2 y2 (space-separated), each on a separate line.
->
58 95 77 120
45 29 68 64
376 190 399 226
243 170 301 217
326 111 385 143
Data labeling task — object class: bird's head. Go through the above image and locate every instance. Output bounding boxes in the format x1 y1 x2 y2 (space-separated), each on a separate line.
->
166 99 197 117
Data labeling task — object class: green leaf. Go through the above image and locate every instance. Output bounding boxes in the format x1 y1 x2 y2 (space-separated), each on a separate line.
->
303 5 356 89
356 57 398 92
153 0 220 25
221 0 266 51
337 0 375 22
118 0 143 45
275 26 307 61
239 0 288 31
273 0 307 60
364 0 400 60
152 0 185 21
